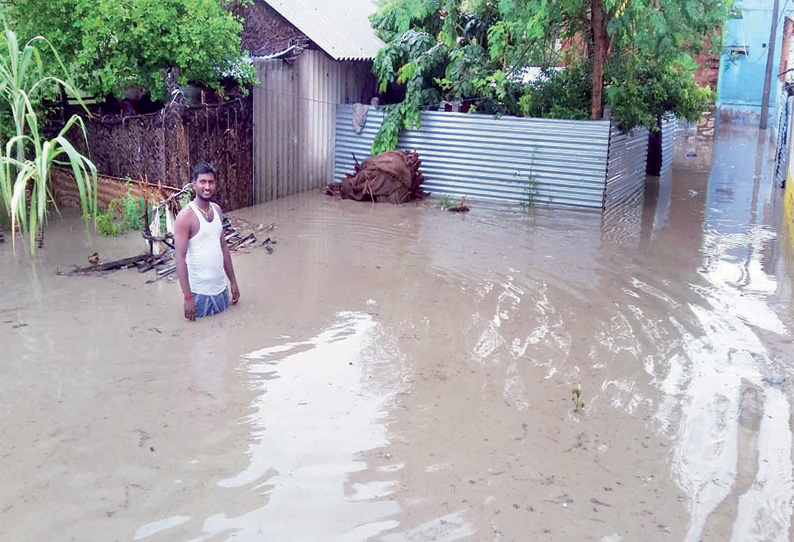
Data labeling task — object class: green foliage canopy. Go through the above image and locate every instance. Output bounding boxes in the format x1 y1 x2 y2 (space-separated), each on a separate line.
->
370 0 733 154
6 0 255 101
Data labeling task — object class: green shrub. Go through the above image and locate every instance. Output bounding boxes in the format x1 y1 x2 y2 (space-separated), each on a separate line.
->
96 181 145 236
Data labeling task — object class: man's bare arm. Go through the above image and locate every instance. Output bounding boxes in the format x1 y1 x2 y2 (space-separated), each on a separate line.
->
174 209 197 320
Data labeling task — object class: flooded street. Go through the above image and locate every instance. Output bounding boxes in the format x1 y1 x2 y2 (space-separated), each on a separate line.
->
1 124 793 542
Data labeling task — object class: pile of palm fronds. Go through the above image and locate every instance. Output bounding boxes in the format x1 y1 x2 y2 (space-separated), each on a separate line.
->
327 150 427 204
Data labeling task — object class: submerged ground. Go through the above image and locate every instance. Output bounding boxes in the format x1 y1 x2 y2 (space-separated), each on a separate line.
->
1 125 793 542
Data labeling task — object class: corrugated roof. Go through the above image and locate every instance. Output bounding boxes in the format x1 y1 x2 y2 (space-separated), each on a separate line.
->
264 0 383 61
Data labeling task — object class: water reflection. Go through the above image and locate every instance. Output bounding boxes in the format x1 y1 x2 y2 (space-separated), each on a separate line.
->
593 126 793 541
135 516 191 540
458 125 794 540
600 169 675 252
601 188 646 248
662 126 793 541
652 169 674 237
189 312 402 541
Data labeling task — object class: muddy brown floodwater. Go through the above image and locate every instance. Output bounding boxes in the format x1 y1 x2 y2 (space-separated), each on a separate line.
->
1 124 794 542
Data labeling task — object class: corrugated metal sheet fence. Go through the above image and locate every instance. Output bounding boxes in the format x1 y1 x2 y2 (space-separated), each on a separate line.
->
401 114 611 208
335 105 650 209
605 123 650 205
335 105 384 182
253 51 375 204
660 115 677 175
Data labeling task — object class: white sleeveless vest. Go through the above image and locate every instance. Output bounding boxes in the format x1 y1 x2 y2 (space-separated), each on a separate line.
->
186 201 226 295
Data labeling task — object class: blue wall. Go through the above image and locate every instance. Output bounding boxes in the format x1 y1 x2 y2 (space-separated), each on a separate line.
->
718 0 790 111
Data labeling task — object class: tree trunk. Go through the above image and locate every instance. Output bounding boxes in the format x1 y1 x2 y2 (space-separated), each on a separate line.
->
591 0 608 120
646 116 663 175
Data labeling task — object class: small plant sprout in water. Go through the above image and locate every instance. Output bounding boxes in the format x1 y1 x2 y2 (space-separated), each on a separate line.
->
516 150 552 209
439 194 470 212
439 194 455 210
571 387 585 412
514 157 543 210
520 174 542 209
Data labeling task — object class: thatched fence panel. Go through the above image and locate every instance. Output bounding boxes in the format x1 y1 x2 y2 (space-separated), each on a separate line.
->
73 97 253 211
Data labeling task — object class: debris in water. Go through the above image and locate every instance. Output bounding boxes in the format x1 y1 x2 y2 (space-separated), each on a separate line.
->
327 150 427 204
61 215 276 280
448 196 470 213
59 253 154 276
762 374 786 386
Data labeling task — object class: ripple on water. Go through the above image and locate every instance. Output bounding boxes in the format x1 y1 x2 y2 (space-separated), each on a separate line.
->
134 516 191 540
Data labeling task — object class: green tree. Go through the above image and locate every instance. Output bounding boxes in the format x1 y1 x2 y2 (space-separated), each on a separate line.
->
5 0 255 101
547 0 731 121
370 0 732 153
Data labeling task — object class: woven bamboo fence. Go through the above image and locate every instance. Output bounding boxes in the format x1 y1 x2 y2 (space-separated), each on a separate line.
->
69 97 253 211
51 169 178 211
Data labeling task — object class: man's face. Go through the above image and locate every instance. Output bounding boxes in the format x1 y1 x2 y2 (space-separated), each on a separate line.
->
194 173 216 201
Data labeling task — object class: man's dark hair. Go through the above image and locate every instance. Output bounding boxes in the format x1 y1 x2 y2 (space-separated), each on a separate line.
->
191 162 217 182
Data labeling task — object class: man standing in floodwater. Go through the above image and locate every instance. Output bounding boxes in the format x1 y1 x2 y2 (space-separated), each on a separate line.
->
174 162 240 320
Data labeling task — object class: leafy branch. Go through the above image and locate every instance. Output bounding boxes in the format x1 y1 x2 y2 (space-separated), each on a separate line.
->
368 0 732 153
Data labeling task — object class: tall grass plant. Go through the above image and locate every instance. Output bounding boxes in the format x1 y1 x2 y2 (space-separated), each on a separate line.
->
0 23 96 253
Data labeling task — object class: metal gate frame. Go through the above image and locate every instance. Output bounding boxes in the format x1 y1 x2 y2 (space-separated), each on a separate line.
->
774 93 794 189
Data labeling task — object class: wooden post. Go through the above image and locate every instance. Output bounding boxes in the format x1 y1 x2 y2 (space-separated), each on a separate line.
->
165 104 189 188
143 200 153 255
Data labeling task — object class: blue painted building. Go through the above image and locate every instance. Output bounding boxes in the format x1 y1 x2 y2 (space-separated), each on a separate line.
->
717 0 793 122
